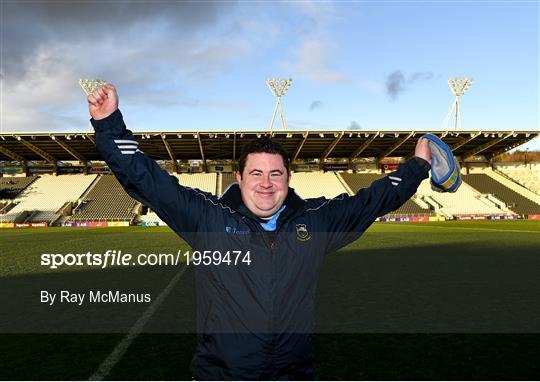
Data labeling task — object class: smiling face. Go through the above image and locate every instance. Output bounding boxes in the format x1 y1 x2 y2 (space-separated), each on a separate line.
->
236 152 290 218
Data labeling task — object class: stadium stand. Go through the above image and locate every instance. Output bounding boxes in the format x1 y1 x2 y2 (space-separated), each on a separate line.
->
418 178 506 217
389 198 435 217
462 173 540 216
0 174 97 223
339 173 383 192
483 168 540 204
0 176 37 199
0 165 536 225
139 211 166 226
220 173 237 195
494 163 540 195
1 128 537 226
69 175 138 222
339 172 435 217
289 171 348 199
175 173 218 194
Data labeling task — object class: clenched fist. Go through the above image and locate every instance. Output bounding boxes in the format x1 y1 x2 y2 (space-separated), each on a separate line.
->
88 83 119 120
414 137 432 165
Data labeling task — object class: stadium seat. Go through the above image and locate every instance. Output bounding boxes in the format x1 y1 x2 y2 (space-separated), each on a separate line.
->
289 171 348 199
68 175 138 222
340 173 434 217
493 164 540 195
0 176 37 200
175 173 218 195
462 173 540 216
1 174 97 223
418 178 506 216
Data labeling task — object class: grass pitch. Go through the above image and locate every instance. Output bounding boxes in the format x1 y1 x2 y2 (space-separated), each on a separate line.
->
1 220 539 379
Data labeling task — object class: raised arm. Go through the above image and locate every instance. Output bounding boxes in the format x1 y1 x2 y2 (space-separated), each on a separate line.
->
87 84 204 237
318 138 431 253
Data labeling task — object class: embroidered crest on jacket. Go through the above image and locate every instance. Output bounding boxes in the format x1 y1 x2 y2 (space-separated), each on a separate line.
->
296 224 311 241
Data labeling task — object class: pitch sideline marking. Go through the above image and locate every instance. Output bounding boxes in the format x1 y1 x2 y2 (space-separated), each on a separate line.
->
88 265 188 381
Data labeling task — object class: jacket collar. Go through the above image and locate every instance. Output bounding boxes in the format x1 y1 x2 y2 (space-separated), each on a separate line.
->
218 182 306 216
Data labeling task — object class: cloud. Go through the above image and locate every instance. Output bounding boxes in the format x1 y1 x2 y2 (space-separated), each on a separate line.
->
282 3 346 83
2 2 230 81
292 1 337 22
285 38 346 83
385 70 434 101
357 79 385 94
309 100 323 111
409 71 434 82
385 71 407 101
348 121 362 130
1 1 274 132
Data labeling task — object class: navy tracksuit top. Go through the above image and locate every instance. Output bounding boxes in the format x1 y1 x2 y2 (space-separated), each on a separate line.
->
92 110 430 380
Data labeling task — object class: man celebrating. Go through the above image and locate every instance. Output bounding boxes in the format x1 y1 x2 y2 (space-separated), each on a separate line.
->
88 84 431 380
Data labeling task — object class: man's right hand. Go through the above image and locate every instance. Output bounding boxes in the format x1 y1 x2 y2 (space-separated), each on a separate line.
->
88 83 119 120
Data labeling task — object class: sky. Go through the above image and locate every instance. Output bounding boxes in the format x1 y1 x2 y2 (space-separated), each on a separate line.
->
1 0 539 150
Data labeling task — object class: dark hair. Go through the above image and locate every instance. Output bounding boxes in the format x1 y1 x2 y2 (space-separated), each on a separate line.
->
237 137 290 177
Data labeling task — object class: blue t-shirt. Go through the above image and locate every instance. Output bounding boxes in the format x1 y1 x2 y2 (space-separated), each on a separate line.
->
259 205 286 231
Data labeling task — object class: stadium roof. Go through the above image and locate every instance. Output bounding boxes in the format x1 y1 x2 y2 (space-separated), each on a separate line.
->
0 130 538 163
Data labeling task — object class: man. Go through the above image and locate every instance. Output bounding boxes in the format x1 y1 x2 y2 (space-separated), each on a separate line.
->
88 84 432 380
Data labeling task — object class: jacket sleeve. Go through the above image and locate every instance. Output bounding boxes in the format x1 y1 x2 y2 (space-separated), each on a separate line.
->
317 158 430 254
91 109 207 239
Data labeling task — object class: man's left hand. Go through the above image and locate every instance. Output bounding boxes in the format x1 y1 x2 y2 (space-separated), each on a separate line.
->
414 137 431 165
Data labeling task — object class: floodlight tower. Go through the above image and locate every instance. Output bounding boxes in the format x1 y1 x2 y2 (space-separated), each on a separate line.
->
442 77 473 130
266 78 292 131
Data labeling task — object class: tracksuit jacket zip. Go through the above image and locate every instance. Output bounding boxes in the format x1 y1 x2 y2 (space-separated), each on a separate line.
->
91 109 430 380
